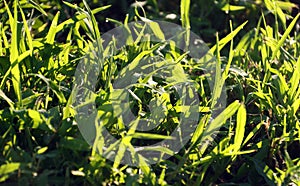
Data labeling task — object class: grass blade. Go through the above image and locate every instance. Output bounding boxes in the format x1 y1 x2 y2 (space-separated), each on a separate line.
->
4 0 22 106
209 21 248 53
19 4 33 52
0 89 14 109
271 13 300 60
0 163 21 182
234 103 247 152
56 5 111 33
46 11 60 44
180 0 190 48
200 100 240 154
288 57 300 102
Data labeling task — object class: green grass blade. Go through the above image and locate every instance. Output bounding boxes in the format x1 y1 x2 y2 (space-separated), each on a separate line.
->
234 103 247 152
221 4 245 11
0 162 21 182
82 0 103 51
288 57 300 101
28 0 48 16
0 23 3 56
291 99 300 115
200 101 240 154
205 100 240 136
209 21 248 53
180 0 190 30
56 5 111 33
19 4 33 52
4 0 22 107
139 17 165 41
190 114 209 145
180 0 190 48
269 67 289 95
0 89 14 108
128 144 156 185
210 33 223 109
29 74 66 104
113 119 139 169
250 157 278 186
46 11 60 44
271 13 300 60
0 50 31 90
242 122 263 146
131 132 174 140
222 21 235 83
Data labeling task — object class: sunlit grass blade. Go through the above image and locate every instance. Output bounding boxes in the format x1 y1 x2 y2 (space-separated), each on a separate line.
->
0 50 31 90
132 133 174 140
288 57 300 102
28 74 66 104
0 162 21 182
271 13 300 60
180 0 190 48
264 0 287 29
128 144 156 185
200 100 241 154
269 67 289 96
46 11 60 44
82 0 103 54
223 21 235 79
250 157 279 186
19 4 33 52
234 103 247 152
139 17 165 41
136 146 174 156
220 4 245 11
57 4 111 33
242 122 263 146
113 119 139 169
0 89 14 109
209 21 247 53
190 115 209 146
210 33 223 109
28 0 48 16
4 0 22 107
291 99 300 116
0 23 3 56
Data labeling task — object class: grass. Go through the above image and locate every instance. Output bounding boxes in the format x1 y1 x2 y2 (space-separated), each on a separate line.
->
0 0 299 185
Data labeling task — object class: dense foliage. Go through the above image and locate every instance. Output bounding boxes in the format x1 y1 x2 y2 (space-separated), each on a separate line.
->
0 0 299 185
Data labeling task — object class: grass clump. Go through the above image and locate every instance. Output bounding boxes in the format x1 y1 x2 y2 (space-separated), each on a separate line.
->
0 0 299 185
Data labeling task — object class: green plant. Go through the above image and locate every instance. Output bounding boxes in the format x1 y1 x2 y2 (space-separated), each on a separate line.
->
0 0 299 185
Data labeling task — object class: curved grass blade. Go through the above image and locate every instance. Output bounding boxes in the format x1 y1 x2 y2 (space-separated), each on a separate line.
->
0 89 14 109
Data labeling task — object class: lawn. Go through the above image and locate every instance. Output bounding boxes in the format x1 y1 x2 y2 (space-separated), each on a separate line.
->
0 0 299 185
